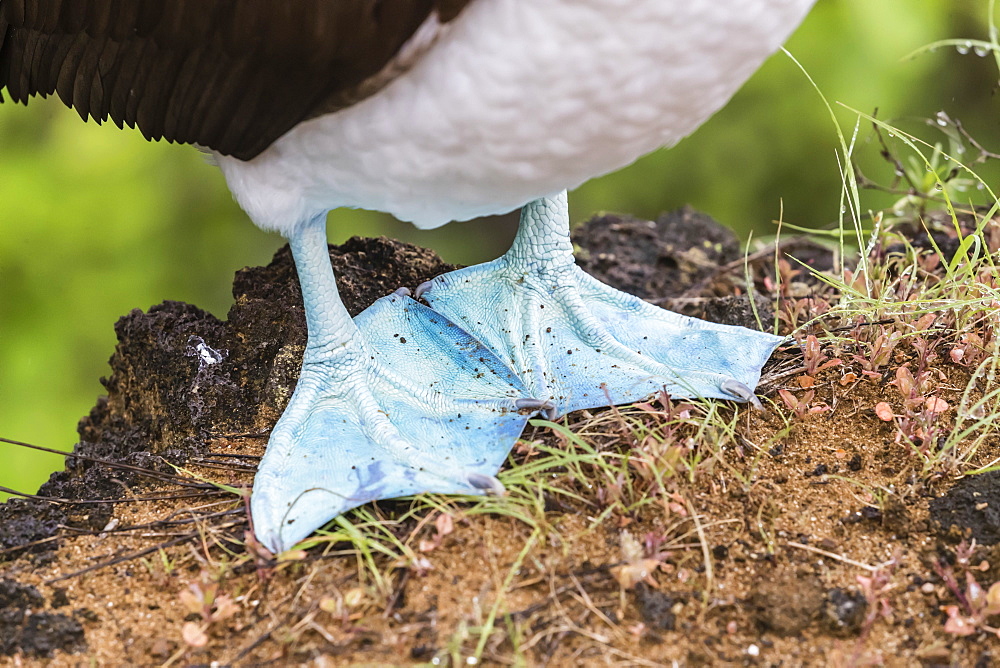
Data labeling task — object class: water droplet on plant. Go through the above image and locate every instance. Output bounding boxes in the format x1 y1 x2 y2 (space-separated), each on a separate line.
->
974 45 990 57
957 41 972 55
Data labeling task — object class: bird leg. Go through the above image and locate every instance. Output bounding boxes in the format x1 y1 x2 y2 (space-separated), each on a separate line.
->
251 217 540 553
417 192 784 417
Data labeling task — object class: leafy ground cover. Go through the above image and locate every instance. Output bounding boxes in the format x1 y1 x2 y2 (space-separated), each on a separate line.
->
0 171 997 666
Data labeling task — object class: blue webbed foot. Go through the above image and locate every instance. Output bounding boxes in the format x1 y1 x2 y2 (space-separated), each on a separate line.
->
251 222 538 554
418 192 784 417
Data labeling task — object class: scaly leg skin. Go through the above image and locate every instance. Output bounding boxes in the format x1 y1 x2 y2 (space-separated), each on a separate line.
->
418 192 785 417
251 218 543 554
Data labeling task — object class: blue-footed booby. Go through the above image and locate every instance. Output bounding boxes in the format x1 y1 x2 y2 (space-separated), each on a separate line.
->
0 0 814 552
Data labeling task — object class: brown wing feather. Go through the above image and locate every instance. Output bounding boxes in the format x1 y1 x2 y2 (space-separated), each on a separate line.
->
0 0 473 160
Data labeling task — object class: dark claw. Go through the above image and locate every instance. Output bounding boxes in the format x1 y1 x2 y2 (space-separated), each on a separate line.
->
515 397 556 413
414 280 435 301
720 378 763 409
467 473 505 495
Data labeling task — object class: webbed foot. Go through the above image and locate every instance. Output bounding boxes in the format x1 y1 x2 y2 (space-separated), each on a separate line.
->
418 192 784 417
251 223 538 553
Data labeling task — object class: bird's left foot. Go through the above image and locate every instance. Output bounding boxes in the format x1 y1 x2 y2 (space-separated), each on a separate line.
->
250 220 544 553
417 192 784 417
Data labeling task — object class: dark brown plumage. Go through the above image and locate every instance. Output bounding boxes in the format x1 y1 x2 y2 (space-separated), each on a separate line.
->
0 0 471 159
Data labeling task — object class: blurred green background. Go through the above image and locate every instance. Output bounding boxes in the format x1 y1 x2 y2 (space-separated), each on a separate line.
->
2 0 998 500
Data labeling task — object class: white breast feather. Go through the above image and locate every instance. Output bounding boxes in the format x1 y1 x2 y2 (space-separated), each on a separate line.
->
216 0 816 234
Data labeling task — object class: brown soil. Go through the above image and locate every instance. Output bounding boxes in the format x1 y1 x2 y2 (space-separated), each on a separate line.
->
1 211 998 667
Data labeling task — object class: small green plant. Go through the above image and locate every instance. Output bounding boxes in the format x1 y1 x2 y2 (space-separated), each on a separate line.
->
177 571 240 649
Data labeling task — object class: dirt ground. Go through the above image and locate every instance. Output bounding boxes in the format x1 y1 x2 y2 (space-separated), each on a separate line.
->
1 208 998 667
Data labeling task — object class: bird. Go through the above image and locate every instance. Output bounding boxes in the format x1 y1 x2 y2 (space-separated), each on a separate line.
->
1 0 815 553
